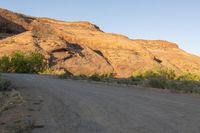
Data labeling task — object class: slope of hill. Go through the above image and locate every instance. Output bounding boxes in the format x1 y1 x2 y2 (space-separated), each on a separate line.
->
0 8 200 77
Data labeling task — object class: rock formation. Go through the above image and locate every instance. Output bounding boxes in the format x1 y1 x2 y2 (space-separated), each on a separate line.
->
0 8 200 77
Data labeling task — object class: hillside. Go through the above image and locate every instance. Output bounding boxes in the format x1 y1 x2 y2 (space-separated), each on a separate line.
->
0 8 200 77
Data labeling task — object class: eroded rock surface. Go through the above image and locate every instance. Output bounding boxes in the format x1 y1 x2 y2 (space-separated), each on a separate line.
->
0 8 200 77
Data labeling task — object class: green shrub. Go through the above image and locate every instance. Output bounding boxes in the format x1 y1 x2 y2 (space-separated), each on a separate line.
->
157 69 176 80
177 72 200 81
165 81 179 90
0 56 11 72
73 75 88 80
116 77 141 85
88 74 102 81
134 69 176 80
10 51 29 73
59 68 200 94
27 52 46 73
143 78 200 93
0 76 11 91
134 70 159 79
132 69 200 93
179 81 200 93
88 73 113 82
146 78 167 89
0 51 46 73
167 80 200 93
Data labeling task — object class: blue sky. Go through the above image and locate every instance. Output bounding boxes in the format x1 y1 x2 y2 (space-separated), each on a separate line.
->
0 0 200 56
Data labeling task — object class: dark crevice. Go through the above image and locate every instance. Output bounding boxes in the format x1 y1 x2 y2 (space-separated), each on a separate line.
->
63 55 74 61
153 57 162 64
0 16 27 39
48 43 85 67
51 43 85 57
55 55 74 62
58 67 73 76
48 54 56 67
93 50 112 65
67 43 85 57
93 50 104 57
93 49 115 75
68 43 83 51
51 48 68 53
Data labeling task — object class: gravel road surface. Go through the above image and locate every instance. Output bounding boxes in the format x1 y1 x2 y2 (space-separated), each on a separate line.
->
2 73 200 133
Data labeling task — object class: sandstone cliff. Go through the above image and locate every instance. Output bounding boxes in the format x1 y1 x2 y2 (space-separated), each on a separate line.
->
0 8 200 77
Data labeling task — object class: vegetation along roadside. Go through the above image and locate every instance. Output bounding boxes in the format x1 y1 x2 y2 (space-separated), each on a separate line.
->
0 50 200 94
61 69 200 94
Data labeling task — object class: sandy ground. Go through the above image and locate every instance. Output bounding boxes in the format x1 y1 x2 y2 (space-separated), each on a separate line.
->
2 73 200 133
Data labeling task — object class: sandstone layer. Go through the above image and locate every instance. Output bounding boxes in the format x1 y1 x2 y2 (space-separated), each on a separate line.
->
0 8 200 77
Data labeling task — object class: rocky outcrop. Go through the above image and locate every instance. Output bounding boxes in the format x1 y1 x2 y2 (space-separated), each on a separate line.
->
0 8 200 77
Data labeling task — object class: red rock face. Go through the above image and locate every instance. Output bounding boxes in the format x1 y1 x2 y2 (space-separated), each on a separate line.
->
0 8 200 77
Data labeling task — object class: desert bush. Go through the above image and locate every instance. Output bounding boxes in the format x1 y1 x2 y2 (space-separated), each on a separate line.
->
157 69 176 80
0 76 11 91
27 52 46 73
73 75 88 80
133 69 176 89
60 74 89 80
87 73 114 82
146 78 167 89
116 77 141 85
0 56 11 72
59 68 200 94
134 69 176 80
10 51 30 73
166 80 200 93
0 51 46 73
133 70 159 79
177 72 200 81
88 74 102 81
132 69 200 93
142 78 200 93
88 73 112 82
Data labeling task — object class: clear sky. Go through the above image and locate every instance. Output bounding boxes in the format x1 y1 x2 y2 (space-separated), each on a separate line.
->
0 0 200 56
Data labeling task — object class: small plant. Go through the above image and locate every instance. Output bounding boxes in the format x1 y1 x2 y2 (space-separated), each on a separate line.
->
88 74 102 81
0 56 11 72
88 73 113 82
134 68 176 80
146 78 167 89
134 70 159 79
157 69 176 80
177 72 200 81
0 76 11 91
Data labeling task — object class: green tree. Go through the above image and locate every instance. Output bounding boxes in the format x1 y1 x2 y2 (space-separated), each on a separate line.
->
10 51 29 73
27 52 46 73
0 51 46 73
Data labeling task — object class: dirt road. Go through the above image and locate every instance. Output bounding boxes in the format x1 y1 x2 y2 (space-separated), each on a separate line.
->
2 73 200 133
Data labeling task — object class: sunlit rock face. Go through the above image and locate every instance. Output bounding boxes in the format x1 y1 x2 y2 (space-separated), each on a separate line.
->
0 8 200 77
